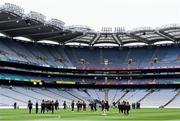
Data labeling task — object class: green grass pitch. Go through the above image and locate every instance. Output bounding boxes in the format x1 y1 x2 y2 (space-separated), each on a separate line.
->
0 108 180 121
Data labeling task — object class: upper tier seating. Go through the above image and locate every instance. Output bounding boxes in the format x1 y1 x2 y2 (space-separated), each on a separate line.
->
0 38 180 68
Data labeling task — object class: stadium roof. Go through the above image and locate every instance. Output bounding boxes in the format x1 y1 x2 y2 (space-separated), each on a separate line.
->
0 3 180 46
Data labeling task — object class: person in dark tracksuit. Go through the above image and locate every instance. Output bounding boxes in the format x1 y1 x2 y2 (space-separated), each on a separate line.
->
132 103 135 109
55 100 59 110
28 100 33 114
122 101 126 114
51 100 54 114
136 102 140 109
101 100 107 115
35 102 38 114
89 102 94 112
105 101 109 111
126 102 131 115
63 101 67 110
77 101 80 112
14 102 17 109
41 100 45 114
83 101 86 111
118 102 121 113
124 101 131 115
71 100 75 111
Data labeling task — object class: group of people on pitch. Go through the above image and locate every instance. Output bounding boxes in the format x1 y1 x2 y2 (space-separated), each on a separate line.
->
100 100 110 115
73 100 87 112
61 100 87 112
27 99 133 115
27 100 59 114
117 101 131 115
99 100 131 116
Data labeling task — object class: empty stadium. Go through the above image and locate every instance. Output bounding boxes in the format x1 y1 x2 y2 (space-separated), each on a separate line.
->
0 1 180 121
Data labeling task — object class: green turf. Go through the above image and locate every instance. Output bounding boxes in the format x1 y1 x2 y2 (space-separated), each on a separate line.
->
0 108 180 121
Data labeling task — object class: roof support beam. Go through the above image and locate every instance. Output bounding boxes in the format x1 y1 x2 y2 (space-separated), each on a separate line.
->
90 33 101 45
0 24 43 32
156 30 176 42
17 30 65 37
126 33 148 44
160 27 180 32
112 33 122 46
64 33 86 44
0 18 22 24
35 33 66 40
35 32 81 41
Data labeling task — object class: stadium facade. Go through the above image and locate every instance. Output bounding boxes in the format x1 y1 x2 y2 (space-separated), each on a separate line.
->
0 3 180 108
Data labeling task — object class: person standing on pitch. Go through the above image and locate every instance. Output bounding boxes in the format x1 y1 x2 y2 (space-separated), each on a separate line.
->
79 101 83 111
77 101 80 112
132 103 135 109
63 101 67 110
89 102 94 112
41 100 45 114
83 101 86 111
122 101 126 114
35 101 38 114
55 100 59 110
13 102 17 109
71 100 75 111
126 102 131 115
51 100 55 114
101 100 106 115
28 100 33 114
105 101 109 111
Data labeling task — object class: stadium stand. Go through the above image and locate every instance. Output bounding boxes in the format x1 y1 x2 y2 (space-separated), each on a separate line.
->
0 3 180 109
0 38 180 68
0 86 180 108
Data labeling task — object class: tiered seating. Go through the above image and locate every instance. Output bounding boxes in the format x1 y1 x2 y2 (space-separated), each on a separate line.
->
108 89 117 104
0 38 180 68
0 38 73 67
87 89 101 100
166 91 180 108
141 89 176 108
0 86 180 108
